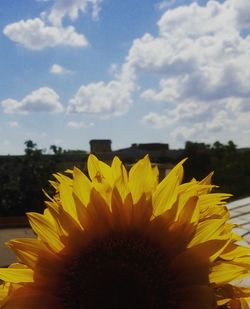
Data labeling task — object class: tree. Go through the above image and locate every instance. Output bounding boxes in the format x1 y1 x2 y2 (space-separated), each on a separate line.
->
19 140 52 214
24 140 41 156
183 141 211 181
50 145 63 155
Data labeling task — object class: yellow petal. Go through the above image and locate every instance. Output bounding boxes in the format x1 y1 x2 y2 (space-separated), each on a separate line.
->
189 218 227 247
27 213 64 253
221 244 250 260
177 195 199 226
152 165 159 187
210 263 250 284
59 181 78 221
53 173 72 186
153 174 179 216
7 238 51 269
0 282 11 304
153 159 186 216
111 156 129 200
0 268 33 284
87 154 113 184
111 156 128 183
72 166 92 207
129 155 156 203
111 187 132 229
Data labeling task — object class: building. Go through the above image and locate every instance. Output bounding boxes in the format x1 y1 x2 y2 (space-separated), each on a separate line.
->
90 139 112 153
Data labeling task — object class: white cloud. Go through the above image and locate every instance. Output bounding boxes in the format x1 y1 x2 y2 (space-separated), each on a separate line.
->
3 18 87 50
141 78 181 102
67 0 250 131
168 101 250 145
206 110 229 133
67 120 94 128
141 112 170 128
68 64 135 116
47 0 102 26
3 0 102 50
125 0 250 146
229 0 250 29
46 0 249 136
68 81 132 116
50 64 72 74
2 87 64 114
8 121 19 128
170 125 203 143
156 0 177 11
127 0 250 97
108 63 118 77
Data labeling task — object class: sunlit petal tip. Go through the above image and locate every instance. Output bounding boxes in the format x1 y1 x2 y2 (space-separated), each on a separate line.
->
64 169 73 174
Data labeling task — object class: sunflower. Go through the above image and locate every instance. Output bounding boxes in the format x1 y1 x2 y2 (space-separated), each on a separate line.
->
0 155 250 308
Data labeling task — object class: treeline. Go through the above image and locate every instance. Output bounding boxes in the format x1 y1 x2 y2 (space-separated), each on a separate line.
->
0 140 249 216
183 141 250 199
0 141 88 216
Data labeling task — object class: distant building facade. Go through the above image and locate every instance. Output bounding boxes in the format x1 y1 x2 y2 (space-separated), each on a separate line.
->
131 143 169 151
90 139 112 153
88 140 182 163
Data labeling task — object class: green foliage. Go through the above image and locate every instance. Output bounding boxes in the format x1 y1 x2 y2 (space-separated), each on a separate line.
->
0 141 90 216
183 141 211 180
0 156 23 216
183 140 250 198
0 143 54 216
50 145 63 155
63 149 88 155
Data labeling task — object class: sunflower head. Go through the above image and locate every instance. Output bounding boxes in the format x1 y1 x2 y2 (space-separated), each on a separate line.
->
0 155 250 308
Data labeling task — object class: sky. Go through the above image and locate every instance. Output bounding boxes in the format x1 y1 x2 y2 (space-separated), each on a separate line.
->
0 0 249 154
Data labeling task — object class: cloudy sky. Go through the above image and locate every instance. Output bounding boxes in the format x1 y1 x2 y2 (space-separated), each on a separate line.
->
0 0 249 154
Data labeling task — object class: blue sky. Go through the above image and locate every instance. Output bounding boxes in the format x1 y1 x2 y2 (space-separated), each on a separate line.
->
0 0 249 154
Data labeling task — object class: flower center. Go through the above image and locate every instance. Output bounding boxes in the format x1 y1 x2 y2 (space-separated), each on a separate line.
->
59 231 176 309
